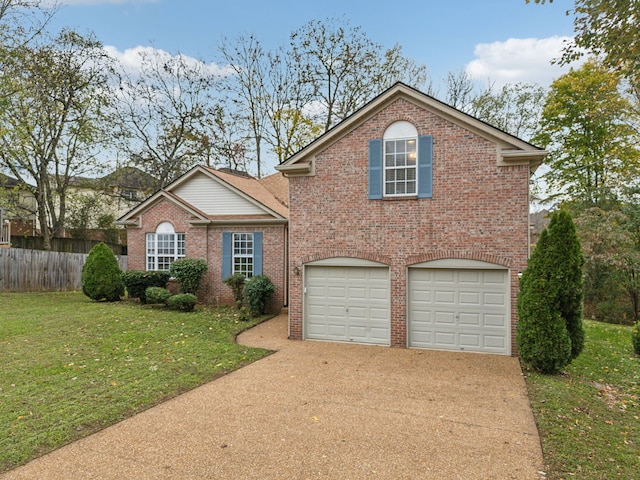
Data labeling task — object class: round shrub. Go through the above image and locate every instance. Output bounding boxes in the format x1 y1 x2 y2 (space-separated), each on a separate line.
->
82 242 124 302
169 258 208 295
121 270 170 303
243 275 275 317
223 272 246 308
632 323 640 356
145 287 171 304
167 293 197 312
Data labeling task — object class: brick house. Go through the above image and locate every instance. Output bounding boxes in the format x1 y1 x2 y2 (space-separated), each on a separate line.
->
116 166 289 311
276 83 546 355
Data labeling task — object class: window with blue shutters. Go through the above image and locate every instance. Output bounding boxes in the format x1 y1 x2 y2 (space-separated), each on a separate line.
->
222 231 263 279
368 121 433 199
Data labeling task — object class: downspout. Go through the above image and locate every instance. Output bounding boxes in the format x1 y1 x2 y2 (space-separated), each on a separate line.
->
283 223 289 307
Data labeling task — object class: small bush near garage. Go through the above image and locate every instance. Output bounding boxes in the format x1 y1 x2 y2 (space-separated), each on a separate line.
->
243 275 275 317
632 323 640 355
223 272 246 308
167 293 197 312
145 287 172 304
169 258 208 295
122 270 170 303
82 242 124 302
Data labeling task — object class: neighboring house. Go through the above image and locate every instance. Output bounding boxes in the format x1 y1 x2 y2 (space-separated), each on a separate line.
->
276 83 546 355
116 166 289 311
67 166 157 226
0 173 38 230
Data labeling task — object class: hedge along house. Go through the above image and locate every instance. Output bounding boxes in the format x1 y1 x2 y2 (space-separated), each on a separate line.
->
116 166 289 311
276 83 547 355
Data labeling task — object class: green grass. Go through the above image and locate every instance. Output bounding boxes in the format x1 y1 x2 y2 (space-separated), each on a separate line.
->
0 292 273 473
524 320 640 479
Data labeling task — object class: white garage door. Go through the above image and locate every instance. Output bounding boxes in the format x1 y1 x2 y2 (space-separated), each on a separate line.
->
408 266 510 354
304 265 390 345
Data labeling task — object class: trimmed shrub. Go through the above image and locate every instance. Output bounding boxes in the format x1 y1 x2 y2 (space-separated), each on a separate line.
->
243 275 275 317
632 323 640 356
167 293 197 312
517 229 572 374
145 287 171 304
546 210 585 359
122 270 170 303
169 258 208 295
223 272 246 308
82 242 124 302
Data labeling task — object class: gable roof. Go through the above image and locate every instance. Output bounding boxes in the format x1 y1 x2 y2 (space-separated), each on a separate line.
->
276 82 547 175
116 165 288 226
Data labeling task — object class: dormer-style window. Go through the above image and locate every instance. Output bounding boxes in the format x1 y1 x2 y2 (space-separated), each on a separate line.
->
368 121 433 199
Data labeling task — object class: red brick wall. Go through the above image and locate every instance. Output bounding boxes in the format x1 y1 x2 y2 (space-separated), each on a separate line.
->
126 198 287 312
287 98 530 354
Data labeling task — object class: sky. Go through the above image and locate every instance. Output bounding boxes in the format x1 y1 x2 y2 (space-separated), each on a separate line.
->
47 0 581 91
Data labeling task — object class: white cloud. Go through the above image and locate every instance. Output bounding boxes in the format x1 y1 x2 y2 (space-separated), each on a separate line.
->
466 36 585 87
103 45 233 77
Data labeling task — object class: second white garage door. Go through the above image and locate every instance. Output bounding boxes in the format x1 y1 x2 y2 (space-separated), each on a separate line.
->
304 264 390 345
408 264 510 355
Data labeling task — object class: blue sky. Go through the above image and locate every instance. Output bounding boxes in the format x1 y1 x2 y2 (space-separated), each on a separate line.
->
49 0 580 91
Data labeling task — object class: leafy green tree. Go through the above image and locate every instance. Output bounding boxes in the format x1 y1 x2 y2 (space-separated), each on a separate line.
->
528 1 640 86
576 205 640 324
0 30 115 250
517 229 573 373
533 60 640 207
82 242 124 302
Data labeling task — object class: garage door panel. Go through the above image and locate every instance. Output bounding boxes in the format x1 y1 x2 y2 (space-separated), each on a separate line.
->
304 266 390 345
409 268 510 355
458 312 480 326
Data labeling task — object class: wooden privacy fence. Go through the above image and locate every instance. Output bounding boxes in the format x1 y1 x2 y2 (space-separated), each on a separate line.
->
0 248 128 292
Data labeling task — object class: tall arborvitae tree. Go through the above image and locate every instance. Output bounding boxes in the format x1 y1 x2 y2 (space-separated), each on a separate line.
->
546 210 585 359
517 228 573 374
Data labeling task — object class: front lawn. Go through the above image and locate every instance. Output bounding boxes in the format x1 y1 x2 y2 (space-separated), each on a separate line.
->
0 292 272 473
524 320 639 479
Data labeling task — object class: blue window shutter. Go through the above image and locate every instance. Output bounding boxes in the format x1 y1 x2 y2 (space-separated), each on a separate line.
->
253 232 263 276
368 139 383 199
222 232 232 279
417 135 433 198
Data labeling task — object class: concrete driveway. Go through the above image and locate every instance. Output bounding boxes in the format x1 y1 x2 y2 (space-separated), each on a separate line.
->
2 313 544 479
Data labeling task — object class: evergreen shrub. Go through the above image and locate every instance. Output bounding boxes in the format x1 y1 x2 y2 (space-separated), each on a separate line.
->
223 272 246 308
169 258 208 294
122 270 170 303
82 242 124 302
167 293 197 312
145 287 171 304
243 275 275 317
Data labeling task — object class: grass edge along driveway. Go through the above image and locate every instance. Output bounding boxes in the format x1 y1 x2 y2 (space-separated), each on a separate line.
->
524 320 639 480
0 291 273 473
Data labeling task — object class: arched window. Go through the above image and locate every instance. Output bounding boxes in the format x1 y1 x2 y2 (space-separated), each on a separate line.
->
383 121 419 196
146 222 185 271
368 122 433 200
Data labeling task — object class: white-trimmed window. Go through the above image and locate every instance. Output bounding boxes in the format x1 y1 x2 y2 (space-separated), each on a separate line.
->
233 233 254 278
383 121 418 196
146 222 185 271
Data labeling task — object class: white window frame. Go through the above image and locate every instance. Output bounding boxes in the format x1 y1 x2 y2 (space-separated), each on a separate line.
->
146 222 185 271
232 232 254 278
383 121 419 197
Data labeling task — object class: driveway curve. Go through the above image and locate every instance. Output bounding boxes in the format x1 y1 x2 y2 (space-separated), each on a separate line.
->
2 313 544 479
